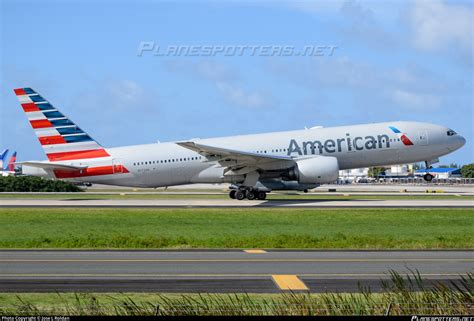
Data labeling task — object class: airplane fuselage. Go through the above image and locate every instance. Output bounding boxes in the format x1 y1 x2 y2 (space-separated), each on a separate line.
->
25 121 464 188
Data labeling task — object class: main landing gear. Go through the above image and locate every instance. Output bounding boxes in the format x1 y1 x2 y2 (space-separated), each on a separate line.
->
229 187 267 200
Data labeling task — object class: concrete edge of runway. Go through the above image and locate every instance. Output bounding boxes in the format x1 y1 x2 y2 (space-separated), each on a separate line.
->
1 248 473 252
1 278 467 293
2 205 473 208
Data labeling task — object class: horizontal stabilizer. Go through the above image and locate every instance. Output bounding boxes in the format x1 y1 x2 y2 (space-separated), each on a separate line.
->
18 161 88 171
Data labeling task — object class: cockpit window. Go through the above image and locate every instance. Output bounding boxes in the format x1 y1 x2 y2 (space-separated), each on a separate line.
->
447 130 457 136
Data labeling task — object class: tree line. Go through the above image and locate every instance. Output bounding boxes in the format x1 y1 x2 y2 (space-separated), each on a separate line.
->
0 176 83 192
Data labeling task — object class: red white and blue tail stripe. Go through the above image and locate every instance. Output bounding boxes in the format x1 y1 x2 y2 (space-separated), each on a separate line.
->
0 149 8 170
6 151 17 172
14 88 110 161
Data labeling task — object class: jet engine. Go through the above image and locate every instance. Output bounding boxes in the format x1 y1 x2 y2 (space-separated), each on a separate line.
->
288 156 339 184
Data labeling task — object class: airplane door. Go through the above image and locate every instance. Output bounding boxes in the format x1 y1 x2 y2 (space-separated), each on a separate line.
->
417 131 429 146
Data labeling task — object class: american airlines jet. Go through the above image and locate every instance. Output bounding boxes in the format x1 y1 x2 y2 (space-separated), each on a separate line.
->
15 88 466 200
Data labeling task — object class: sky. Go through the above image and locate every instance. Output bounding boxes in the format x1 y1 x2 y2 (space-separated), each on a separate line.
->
1 0 473 166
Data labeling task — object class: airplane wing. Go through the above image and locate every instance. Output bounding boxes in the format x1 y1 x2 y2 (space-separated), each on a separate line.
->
176 141 295 175
18 161 88 171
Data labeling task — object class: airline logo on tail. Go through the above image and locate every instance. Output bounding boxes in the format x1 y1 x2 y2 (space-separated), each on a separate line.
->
0 150 17 172
14 88 110 161
0 149 8 169
14 88 130 179
389 126 414 146
6 151 17 172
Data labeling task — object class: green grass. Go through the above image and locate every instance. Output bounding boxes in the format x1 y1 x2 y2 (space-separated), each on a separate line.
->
0 193 471 200
0 208 472 249
0 272 472 315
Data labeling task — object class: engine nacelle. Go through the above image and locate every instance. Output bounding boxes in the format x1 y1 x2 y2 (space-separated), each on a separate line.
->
291 156 339 184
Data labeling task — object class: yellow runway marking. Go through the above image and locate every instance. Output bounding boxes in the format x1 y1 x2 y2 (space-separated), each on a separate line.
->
272 275 309 291
1 258 472 263
0 273 461 277
244 249 267 254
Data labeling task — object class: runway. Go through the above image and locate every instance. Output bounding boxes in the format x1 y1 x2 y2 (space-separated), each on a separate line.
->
1 250 472 293
1 198 473 208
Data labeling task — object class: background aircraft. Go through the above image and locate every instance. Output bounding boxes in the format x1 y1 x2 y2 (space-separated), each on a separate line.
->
0 149 8 170
1 150 17 176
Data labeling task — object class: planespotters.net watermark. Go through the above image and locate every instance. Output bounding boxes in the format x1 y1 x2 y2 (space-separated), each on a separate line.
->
411 317 474 321
137 42 338 57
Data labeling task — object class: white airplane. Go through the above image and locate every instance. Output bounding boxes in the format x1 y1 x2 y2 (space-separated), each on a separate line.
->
15 87 466 200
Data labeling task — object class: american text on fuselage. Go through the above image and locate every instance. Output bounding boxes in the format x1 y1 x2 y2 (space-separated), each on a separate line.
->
287 133 390 156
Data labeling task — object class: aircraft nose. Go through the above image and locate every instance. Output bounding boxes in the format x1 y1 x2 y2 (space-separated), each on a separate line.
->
451 135 466 151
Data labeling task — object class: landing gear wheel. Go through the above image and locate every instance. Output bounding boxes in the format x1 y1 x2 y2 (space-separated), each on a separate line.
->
235 190 246 200
246 191 256 200
229 190 236 199
256 191 267 200
423 173 434 182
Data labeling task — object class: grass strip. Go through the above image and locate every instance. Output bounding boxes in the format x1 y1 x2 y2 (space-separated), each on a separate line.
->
0 208 472 249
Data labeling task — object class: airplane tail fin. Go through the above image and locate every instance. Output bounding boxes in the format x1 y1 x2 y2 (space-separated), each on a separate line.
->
7 151 16 172
0 149 8 169
14 88 110 161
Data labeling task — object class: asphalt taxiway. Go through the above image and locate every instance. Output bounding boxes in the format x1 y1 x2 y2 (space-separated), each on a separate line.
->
0 198 472 208
1 250 472 293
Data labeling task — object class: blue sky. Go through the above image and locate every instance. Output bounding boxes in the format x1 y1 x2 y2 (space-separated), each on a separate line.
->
1 0 473 165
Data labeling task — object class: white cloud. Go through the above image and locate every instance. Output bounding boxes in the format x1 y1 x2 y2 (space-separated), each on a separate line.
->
69 78 157 115
337 0 397 49
266 57 447 112
106 80 145 106
389 89 441 111
408 0 473 52
166 60 273 109
216 82 269 109
284 0 345 14
266 56 379 90
165 60 237 83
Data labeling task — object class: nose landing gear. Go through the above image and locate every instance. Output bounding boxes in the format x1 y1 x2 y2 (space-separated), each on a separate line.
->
423 160 435 182
423 173 434 182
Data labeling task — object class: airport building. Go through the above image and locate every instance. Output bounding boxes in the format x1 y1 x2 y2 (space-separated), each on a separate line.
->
414 168 462 179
